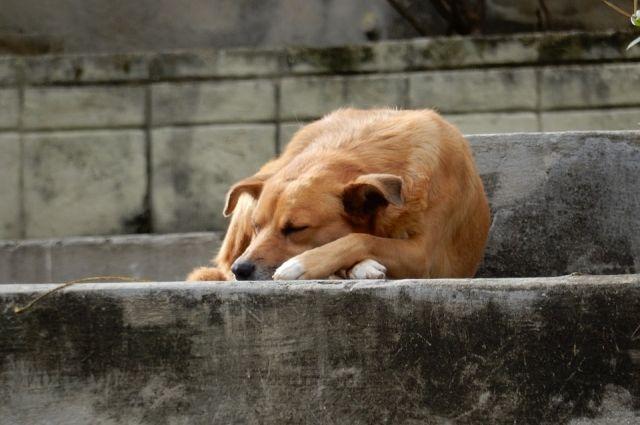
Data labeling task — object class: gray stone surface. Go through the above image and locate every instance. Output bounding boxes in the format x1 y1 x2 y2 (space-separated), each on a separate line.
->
151 80 276 125
22 130 147 238
0 232 223 284
409 68 537 113
1 275 640 424
410 35 538 69
344 74 407 110
0 133 21 239
151 124 276 232
24 53 149 84
150 49 284 79
0 0 632 55
0 58 17 85
541 109 640 132
0 240 50 283
286 40 413 74
445 111 539 134
23 86 146 129
280 76 346 120
48 232 221 283
541 64 640 110
215 48 284 77
0 89 19 129
0 0 417 54
470 131 640 277
0 31 637 84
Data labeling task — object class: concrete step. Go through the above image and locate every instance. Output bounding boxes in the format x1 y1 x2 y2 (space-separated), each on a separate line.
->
1 275 640 423
1 131 639 283
0 232 222 284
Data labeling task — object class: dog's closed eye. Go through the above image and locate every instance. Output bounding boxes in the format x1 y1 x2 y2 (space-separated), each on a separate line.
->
281 223 310 236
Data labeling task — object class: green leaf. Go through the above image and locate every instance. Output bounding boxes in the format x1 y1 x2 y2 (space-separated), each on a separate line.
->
632 10 640 26
628 35 640 50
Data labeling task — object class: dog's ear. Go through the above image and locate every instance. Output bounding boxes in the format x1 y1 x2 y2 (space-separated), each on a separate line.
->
223 174 270 217
342 174 404 216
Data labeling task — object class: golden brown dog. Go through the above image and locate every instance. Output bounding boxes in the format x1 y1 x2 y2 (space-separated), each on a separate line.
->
187 108 490 281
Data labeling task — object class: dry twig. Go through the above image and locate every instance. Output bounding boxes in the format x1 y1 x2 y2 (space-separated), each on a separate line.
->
13 276 148 314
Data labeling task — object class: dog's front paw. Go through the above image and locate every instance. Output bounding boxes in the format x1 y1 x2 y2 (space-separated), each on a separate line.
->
348 259 386 279
273 258 305 280
186 267 229 281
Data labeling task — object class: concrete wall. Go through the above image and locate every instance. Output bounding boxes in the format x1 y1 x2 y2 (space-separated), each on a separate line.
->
0 0 629 54
2 275 640 423
1 131 638 283
1 31 639 240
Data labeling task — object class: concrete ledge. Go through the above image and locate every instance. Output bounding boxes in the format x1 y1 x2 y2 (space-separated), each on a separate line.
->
3 31 638 85
1 275 640 423
0 232 222 283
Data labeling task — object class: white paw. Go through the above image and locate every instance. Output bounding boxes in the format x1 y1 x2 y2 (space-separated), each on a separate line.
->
273 258 305 280
348 259 387 280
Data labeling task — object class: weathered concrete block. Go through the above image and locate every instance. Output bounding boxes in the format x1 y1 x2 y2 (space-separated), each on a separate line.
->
216 48 284 77
24 53 149 84
150 49 283 80
344 74 407 110
150 51 217 80
540 63 640 109
0 239 51 283
0 89 19 129
470 131 640 277
410 31 638 71
280 76 345 120
49 232 222 282
446 112 539 134
22 130 146 238
535 31 640 63
410 34 540 69
1 276 640 424
541 109 640 132
0 58 18 85
152 124 276 232
286 41 412 74
409 68 537 113
151 80 276 125
23 86 146 129
0 133 21 239
0 232 223 284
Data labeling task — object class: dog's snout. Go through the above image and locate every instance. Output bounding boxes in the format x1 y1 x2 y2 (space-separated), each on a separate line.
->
231 260 256 280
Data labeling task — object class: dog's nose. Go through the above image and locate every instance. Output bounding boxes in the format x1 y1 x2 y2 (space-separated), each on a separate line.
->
231 260 256 280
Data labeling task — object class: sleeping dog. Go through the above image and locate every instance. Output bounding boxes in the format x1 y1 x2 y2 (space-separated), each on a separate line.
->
188 108 490 281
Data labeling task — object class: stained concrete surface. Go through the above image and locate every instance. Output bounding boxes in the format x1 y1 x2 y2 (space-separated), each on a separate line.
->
1 275 640 424
471 131 640 278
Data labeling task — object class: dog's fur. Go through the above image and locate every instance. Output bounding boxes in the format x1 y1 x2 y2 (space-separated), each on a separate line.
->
187 108 490 281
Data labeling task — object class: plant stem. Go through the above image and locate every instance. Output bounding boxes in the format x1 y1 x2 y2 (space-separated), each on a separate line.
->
600 0 632 17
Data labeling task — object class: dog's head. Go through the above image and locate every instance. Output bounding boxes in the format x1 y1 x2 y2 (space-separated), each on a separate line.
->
224 168 403 280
